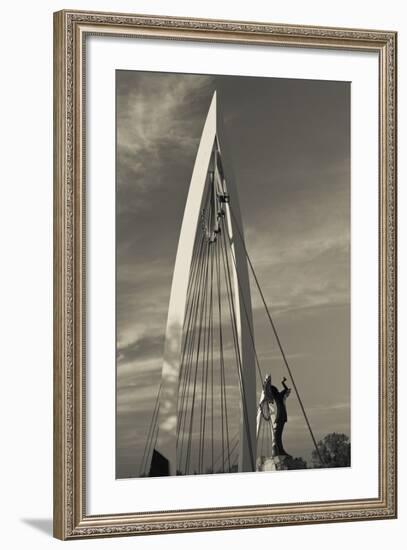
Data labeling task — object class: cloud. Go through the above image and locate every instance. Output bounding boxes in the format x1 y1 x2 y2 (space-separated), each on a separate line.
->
117 333 164 363
117 72 215 201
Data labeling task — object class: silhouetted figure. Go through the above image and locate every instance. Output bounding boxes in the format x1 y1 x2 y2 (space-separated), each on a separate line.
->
270 377 291 456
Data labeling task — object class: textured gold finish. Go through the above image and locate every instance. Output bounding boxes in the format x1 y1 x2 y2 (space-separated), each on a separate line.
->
53 9 397 540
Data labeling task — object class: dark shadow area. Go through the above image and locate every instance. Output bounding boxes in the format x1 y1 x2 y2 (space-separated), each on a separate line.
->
21 518 53 537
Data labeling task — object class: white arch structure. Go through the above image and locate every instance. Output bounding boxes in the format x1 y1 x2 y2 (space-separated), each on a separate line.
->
155 91 256 475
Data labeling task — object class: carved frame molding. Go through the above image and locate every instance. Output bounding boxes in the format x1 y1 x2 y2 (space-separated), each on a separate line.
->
53 10 397 540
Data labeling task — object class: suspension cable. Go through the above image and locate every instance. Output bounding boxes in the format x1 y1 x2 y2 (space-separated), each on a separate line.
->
177 237 209 471
223 218 265 385
229 206 324 465
184 237 211 474
219 220 256 471
139 387 160 476
177 232 206 445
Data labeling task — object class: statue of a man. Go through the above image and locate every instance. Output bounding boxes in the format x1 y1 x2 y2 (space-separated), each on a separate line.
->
270 377 291 457
256 375 291 457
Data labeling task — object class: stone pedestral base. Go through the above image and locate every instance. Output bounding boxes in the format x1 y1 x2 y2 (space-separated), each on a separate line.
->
256 455 290 471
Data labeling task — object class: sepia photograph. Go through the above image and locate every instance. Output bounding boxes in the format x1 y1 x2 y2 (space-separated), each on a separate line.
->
52 10 397 539
116 70 351 479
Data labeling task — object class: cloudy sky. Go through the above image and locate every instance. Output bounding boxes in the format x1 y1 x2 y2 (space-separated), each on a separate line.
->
116 70 350 478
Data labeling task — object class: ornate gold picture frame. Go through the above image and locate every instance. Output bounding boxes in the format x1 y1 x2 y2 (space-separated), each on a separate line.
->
53 9 397 540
